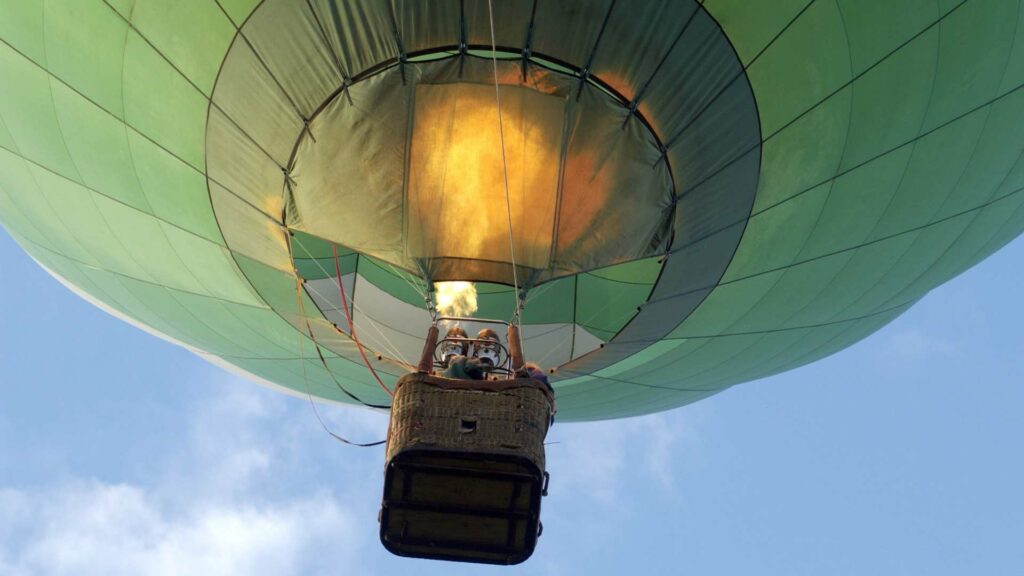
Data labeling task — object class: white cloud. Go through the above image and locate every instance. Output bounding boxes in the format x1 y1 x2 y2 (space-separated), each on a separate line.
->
546 411 697 507
0 482 357 576
0 379 372 576
883 326 959 361
0 369 703 575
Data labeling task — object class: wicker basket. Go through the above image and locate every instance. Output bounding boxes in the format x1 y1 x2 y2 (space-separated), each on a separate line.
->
379 372 554 565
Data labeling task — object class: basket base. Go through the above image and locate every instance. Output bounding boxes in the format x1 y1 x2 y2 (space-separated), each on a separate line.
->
380 448 544 565
379 372 554 564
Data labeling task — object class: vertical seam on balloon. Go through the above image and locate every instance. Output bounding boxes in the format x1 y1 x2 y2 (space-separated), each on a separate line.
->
648 182 1024 312
709 0 858 343
669 0 970 208
41 10 180 295
212 0 308 121
852 0 1024 315
787 1 948 328
624 3 700 122
662 0 817 151
658 45 1024 276
99 0 286 172
0 37 275 223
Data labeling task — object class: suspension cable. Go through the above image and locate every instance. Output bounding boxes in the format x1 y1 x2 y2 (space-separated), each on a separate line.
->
289 236 412 368
333 244 394 397
294 277 386 447
487 0 524 324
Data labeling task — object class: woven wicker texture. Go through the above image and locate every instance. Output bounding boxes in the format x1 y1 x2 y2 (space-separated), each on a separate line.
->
386 373 553 471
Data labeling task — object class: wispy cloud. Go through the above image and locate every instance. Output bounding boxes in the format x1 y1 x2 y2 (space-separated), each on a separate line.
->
0 482 356 576
0 379 373 576
546 411 698 507
883 326 959 361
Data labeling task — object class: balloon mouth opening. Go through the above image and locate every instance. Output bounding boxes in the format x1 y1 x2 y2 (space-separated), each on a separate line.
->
280 47 674 287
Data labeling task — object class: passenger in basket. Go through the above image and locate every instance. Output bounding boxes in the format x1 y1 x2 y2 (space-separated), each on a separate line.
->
441 325 486 380
473 328 502 369
440 325 469 367
522 362 549 387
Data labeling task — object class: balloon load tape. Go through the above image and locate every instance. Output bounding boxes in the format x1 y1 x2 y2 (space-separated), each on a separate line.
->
378 372 553 565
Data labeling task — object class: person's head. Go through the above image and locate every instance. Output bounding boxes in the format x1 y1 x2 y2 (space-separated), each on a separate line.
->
473 328 501 367
440 325 469 363
524 362 549 385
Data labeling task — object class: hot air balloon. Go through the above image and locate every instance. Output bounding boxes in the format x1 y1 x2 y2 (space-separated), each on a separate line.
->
3 0 1024 564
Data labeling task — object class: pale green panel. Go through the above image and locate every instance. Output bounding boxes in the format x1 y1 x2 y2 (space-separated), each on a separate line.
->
224 357 356 404
0 172 60 254
166 293 290 359
29 164 153 280
211 36 303 165
782 234 918 327
217 0 262 27
158 222 264 307
0 0 46 63
699 325 852 391
667 270 784 338
0 114 16 151
224 304 314 358
836 0 938 73
723 182 831 281
114 279 261 357
12 239 136 320
0 149 94 263
357 257 428 309
122 30 207 170
938 90 1024 216
838 27 938 171
752 91 851 212
575 273 652 336
869 107 990 238
126 0 235 96
586 341 707 385
75 265 197 345
209 181 293 271
474 286 517 322
233 254 314 318
758 309 907 381
89 193 206 287
975 189 1024 258
521 276 575 325
884 187 1024 308
795 145 915 258
106 0 134 18
587 258 662 283
832 217 977 319
50 82 151 212
745 0 851 135
997 1 1024 93
692 325 820 393
559 380 706 421
206 107 284 212
702 0 812 66
0 43 80 180
322 356 398 401
643 333 762 385
725 253 860 333
43 0 129 117
922 0 1019 131
126 130 223 244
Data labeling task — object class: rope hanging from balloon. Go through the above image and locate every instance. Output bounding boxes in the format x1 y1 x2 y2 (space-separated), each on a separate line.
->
293 276 386 447
486 0 524 326
332 243 394 397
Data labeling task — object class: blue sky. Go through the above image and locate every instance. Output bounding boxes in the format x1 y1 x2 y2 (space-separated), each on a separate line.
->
1 228 1022 576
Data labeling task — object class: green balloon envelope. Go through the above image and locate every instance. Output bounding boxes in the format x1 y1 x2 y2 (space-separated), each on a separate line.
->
2 0 1023 420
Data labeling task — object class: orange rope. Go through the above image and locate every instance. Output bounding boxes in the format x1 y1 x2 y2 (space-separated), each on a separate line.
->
332 244 393 397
